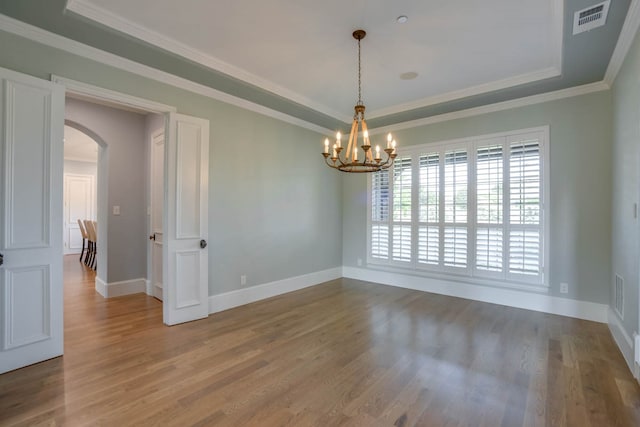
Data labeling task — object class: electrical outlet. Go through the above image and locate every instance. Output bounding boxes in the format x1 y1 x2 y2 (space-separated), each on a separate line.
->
560 282 569 294
240 275 247 286
357 258 363 267
113 205 120 215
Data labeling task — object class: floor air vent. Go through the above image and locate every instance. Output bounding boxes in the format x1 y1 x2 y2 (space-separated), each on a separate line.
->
573 1 610 34
614 274 624 318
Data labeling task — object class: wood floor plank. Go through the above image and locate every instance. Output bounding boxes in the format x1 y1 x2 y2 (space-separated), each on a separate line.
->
1 256 639 426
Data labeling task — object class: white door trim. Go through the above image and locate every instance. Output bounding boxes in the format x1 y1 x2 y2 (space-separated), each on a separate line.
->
51 76 179 324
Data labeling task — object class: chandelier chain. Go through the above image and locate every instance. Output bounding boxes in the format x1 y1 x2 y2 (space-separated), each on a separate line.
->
357 37 362 106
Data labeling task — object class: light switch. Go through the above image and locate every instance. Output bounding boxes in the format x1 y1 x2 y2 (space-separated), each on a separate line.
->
113 205 120 215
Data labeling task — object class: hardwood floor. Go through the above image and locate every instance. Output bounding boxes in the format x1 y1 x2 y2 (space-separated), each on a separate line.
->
1 256 639 426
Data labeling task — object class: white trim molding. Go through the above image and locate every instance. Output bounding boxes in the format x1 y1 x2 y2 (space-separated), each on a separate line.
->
607 308 637 375
0 13 332 136
604 0 640 86
368 67 561 119
208 267 342 314
343 266 608 323
369 82 610 135
52 75 176 114
67 0 564 123
95 277 147 298
65 0 346 121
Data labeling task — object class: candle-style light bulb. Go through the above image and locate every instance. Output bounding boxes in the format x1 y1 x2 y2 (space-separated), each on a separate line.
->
324 138 329 154
387 133 392 149
392 140 397 154
336 132 342 148
375 145 381 159
353 147 358 161
332 143 337 158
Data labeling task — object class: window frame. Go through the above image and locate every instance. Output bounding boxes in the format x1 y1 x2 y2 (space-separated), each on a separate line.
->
366 126 550 290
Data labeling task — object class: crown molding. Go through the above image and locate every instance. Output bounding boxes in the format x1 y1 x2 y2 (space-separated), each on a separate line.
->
0 13 333 136
368 81 610 135
66 0 565 124
367 66 561 119
65 0 346 121
604 0 640 85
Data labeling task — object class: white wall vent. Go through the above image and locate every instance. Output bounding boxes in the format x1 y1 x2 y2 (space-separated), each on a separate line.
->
614 274 624 318
573 1 611 34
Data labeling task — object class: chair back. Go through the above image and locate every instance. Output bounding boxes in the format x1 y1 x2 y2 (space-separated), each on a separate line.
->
84 220 96 243
77 219 88 239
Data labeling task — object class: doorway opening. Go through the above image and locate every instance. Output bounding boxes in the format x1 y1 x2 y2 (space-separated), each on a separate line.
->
63 124 100 272
62 94 166 309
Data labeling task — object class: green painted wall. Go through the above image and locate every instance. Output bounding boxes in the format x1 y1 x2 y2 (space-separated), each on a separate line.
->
611 28 640 338
343 91 613 304
0 29 343 296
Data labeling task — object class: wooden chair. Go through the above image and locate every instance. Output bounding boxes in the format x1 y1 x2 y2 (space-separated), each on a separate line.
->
77 219 88 263
84 220 97 270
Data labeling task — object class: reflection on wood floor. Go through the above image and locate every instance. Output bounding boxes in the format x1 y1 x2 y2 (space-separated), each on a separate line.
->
1 255 639 426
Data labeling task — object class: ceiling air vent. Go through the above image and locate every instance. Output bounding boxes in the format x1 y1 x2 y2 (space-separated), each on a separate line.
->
573 1 611 34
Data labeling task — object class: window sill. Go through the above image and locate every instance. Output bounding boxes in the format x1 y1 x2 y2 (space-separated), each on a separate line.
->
363 259 549 294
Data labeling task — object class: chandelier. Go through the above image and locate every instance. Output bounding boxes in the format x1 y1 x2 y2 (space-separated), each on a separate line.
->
322 30 398 173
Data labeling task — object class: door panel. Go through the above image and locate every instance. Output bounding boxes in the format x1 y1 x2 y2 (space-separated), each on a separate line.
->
164 113 209 325
63 174 94 254
0 67 64 373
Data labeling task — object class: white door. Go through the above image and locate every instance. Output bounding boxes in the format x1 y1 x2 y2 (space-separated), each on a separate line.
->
150 131 164 301
164 113 209 325
63 174 95 255
0 67 64 374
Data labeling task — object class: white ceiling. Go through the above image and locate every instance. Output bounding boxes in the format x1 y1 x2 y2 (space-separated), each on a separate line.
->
67 0 562 121
64 125 98 162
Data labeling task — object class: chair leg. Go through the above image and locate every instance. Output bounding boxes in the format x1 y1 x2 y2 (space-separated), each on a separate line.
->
79 238 86 262
84 241 92 265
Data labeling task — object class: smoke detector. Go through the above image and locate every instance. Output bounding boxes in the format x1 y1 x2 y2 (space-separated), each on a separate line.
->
573 1 611 35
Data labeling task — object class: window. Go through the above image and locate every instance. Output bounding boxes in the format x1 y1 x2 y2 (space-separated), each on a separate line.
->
368 128 547 287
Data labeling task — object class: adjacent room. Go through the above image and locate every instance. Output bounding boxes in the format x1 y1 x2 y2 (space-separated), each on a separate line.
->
1 0 640 425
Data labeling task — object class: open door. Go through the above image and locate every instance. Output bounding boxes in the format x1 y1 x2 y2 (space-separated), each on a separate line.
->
0 67 64 373
163 113 209 325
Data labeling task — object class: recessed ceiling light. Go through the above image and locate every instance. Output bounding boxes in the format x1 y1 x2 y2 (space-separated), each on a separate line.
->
400 72 418 80
397 15 408 24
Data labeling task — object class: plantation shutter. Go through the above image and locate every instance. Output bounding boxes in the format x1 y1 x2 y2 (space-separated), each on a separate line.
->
392 157 412 262
418 153 440 265
371 168 390 260
475 144 504 273
443 150 468 268
508 136 542 279
367 127 545 286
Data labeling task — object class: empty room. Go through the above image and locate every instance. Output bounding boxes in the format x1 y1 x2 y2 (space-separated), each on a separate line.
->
1 0 640 426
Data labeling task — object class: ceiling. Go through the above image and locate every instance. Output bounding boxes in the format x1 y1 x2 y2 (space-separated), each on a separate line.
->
64 125 98 162
0 0 631 130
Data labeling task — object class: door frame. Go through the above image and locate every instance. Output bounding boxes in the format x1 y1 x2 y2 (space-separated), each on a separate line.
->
147 128 165 300
51 76 177 323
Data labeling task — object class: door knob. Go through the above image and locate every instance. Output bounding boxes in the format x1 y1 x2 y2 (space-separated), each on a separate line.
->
149 233 156 241
0 253 3 266
200 239 207 249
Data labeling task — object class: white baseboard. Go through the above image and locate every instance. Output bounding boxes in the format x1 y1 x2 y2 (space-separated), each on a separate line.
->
95 277 147 298
95 276 107 297
607 308 637 376
342 267 608 323
145 279 152 296
208 267 342 314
